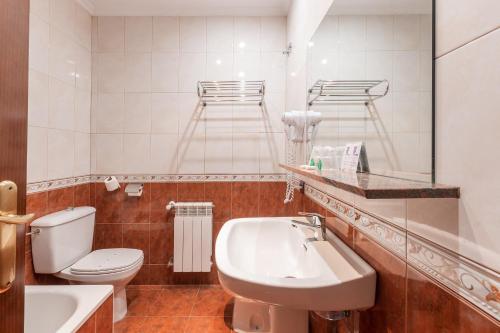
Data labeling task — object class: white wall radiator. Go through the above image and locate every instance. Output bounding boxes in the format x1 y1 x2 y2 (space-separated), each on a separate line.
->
167 201 213 272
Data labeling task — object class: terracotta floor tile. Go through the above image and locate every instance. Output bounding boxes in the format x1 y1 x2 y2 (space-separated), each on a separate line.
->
149 286 199 316
142 317 188 333
184 317 233 333
191 286 234 317
114 317 146 333
126 289 159 316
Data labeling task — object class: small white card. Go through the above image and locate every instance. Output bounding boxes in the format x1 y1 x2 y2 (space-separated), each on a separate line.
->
341 142 369 172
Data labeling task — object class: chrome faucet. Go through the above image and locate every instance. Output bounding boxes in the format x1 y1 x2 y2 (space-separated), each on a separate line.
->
292 212 327 241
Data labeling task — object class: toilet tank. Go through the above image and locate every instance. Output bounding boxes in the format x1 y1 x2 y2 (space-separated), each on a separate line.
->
31 206 96 274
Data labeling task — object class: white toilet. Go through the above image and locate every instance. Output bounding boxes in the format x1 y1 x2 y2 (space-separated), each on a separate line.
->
30 206 144 322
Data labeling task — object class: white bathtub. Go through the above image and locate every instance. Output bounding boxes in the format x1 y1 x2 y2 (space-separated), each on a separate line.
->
25 285 113 333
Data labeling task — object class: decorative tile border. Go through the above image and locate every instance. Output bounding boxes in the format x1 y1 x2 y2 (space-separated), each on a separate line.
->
305 184 355 222
27 175 92 194
305 183 500 322
355 211 407 260
407 234 500 320
27 174 287 193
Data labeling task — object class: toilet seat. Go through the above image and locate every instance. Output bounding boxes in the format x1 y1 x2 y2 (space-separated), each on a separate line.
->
70 248 143 275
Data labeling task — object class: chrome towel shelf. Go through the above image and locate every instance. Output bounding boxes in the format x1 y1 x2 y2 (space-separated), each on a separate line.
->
308 80 389 106
197 80 265 107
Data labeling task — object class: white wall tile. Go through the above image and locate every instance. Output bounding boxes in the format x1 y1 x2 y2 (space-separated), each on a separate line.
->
29 14 50 74
233 52 261 80
76 45 92 91
177 127 205 174
206 53 234 81
124 93 151 133
49 27 77 85
393 92 420 132
260 132 285 173
97 17 125 53
394 15 420 51
125 17 153 53
94 134 123 174
74 3 91 50
125 53 151 92
152 53 179 92
123 134 151 174
261 17 286 52
49 0 75 36
205 132 233 173
436 28 500 270
97 53 125 93
338 51 365 79
232 132 260 173
179 53 206 92
338 16 366 51
393 51 420 92
74 132 90 175
95 93 124 133
28 70 49 127
27 126 48 183
234 17 261 52
47 129 74 179
366 51 393 82
152 17 179 52
178 93 201 133
31 0 50 21
261 52 286 92
312 16 339 54
48 78 75 130
151 93 179 134
75 90 91 133
180 17 206 53
207 17 234 53
436 0 499 56
150 134 178 173
366 15 394 51
203 105 233 133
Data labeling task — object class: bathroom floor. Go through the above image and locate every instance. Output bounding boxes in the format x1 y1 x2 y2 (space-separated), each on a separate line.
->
114 285 235 333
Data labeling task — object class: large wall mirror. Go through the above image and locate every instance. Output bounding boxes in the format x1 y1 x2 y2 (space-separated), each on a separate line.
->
306 0 434 181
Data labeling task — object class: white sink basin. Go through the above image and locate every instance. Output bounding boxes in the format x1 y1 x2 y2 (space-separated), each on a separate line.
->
215 217 376 314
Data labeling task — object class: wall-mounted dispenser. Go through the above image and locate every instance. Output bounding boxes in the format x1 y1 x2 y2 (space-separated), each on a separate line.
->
0 180 34 293
125 183 144 197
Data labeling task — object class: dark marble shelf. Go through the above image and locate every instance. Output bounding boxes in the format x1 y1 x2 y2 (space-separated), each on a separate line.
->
280 164 460 199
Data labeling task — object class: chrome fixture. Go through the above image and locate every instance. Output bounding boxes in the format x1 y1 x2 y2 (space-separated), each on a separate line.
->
197 80 265 107
308 79 389 106
283 42 293 56
292 212 327 241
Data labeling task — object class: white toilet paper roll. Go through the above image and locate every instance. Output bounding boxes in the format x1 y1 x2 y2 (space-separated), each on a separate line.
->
104 176 120 192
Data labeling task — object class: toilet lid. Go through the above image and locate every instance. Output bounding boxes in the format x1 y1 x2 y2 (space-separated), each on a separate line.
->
70 249 144 275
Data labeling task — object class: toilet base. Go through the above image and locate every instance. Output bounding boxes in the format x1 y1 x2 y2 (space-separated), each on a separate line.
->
114 288 128 322
232 298 308 333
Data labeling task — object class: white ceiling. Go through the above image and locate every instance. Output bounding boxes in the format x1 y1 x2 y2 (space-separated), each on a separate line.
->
328 0 432 15
80 0 291 16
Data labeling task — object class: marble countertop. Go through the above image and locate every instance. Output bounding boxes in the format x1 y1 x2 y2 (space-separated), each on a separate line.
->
280 164 460 199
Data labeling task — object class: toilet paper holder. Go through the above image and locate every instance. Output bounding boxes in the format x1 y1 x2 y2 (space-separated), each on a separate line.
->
125 183 143 197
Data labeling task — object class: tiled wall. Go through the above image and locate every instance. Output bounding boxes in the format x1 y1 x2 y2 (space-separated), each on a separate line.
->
76 295 113 333
303 192 500 333
25 181 303 285
90 16 287 175
435 0 500 272
27 0 92 183
309 14 432 174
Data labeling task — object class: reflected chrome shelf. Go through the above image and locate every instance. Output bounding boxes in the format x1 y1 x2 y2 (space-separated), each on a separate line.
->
308 80 389 106
197 80 265 107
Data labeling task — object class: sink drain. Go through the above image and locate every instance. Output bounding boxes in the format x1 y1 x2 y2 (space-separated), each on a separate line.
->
284 276 296 279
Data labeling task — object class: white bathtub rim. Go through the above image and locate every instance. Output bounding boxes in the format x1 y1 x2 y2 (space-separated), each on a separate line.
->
25 284 113 333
